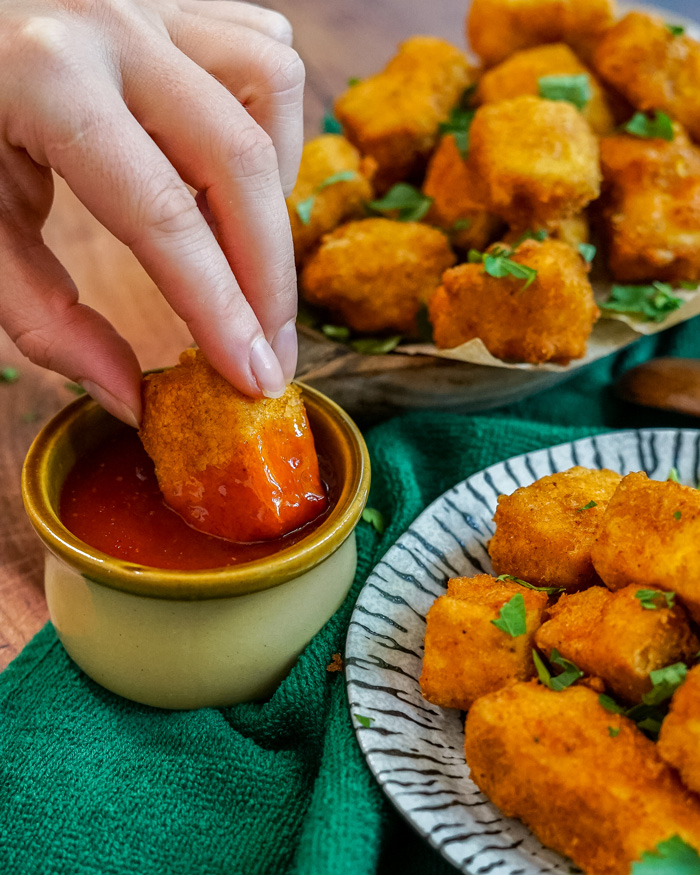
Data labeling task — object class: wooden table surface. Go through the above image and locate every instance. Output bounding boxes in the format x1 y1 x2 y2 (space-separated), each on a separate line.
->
0 0 691 670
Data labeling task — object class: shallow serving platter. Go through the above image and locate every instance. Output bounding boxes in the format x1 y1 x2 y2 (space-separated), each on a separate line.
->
345 428 700 874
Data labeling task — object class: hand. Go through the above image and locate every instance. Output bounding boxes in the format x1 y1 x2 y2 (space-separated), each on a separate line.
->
0 0 304 425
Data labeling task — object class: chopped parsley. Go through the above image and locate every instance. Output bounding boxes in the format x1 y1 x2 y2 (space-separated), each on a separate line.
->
674 510 683 521
635 589 676 611
347 76 362 87
533 648 584 691
600 282 683 322
491 593 527 637
623 110 675 141
354 714 375 728
368 183 433 222
361 507 385 534
632 836 700 875
322 112 342 134
65 382 86 396
680 280 699 291
321 324 351 341
511 228 548 247
469 245 538 288
608 726 620 738
450 218 472 232
578 243 596 264
668 467 681 483
351 335 402 355
642 662 687 707
599 692 666 740
538 74 592 110
296 170 358 225
496 573 565 596
1 366 19 383
666 23 686 37
576 500 597 512
438 106 476 158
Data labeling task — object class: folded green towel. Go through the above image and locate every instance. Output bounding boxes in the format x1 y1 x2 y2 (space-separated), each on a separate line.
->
1 321 699 875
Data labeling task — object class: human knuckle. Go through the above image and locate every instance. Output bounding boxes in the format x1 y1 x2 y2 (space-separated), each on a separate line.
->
137 177 201 241
228 125 277 179
263 10 294 45
258 44 305 95
16 16 74 75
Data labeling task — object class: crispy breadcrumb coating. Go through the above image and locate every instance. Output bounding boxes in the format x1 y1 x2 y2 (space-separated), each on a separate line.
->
301 218 455 335
428 238 599 363
464 682 700 875
658 665 700 795
535 585 698 702
334 36 472 192
591 471 700 623
488 466 622 591
286 135 376 265
420 574 548 710
139 349 327 543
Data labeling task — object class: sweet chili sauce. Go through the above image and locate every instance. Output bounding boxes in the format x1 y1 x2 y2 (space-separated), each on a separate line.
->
59 428 336 571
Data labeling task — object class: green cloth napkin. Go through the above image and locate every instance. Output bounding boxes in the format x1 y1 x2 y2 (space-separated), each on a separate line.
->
2 320 700 875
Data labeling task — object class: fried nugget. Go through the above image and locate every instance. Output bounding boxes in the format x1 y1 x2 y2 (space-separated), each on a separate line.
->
599 127 700 283
286 135 376 265
477 43 615 135
468 96 601 227
593 12 700 143
421 134 504 252
658 665 700 795
467 0 616 68
535 585 698 702
488 466 622 591
300 218 455 336
420 574 548 710
139 350 327 543
334 36 472 192
464 682 700 875
591 472 700 624
428 238 599 363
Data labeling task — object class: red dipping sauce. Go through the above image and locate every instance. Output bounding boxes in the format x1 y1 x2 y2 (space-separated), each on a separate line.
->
60 429 335 570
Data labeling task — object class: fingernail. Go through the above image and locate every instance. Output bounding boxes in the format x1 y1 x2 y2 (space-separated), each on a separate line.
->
80 381 140 429
271 320 298 384
249 336 286 399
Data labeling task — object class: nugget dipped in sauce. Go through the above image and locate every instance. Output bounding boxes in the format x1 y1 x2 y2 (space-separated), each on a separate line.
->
139 350 327 543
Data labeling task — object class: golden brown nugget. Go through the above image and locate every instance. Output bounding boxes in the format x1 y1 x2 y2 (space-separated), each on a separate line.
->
468 96 601 227
464 682 700 875
658 665 700 795
599 128 700 283
421 134 504 252
535 585 698 702
420 574 548 710
592 471 700 623
140 350 327 543
477 43 615 135
301 218 455 335
286 135 376 264
594 12 700 142
334 36 472 191
488 466 622 591
467 0 615 68
428 239 599 363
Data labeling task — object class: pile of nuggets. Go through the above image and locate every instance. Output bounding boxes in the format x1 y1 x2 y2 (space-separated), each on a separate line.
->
420 465 700 874
287 0 700 365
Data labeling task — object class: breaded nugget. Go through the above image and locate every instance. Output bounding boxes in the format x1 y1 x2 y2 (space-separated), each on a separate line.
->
421 134 504 252
591 472 700 623
488 466 622 591
599 128 700 283
468 96 601 226
477 43 615 135
334 36 472 192
140 350 327 543
593 12 700 142
420 574 548 710
467 0 615 68
428 239 599 363
301 218 455 335
286 135 376 265
464 682 700 875
658 665 700 795
535 585 698 702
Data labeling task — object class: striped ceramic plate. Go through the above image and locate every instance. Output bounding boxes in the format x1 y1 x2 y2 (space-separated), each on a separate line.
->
345 429 700 874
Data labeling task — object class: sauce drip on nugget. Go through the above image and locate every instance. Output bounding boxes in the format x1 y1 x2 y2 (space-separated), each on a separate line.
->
139 349 328 542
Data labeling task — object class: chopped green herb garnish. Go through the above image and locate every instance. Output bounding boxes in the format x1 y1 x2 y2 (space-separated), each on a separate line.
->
491 593 527 637
623 110 675 141
666 23 686 37
450 218 472 232
296 171 358 225
680 280 699 291
354 714 374 728
1 366 19 383
576 500 597 512
601 282 683 322
322 112 342 135
599 694 625 714
533 648 583 691
438 107 476 158
538 73 592 110
668 467 681 483
295 196 315 226
642 662 687 706
635 589 676 610
347 76 362 87
578 243 596 264
511 228 548 247
351 335 402 355
321 324 351 341
368 183 433 222
608 726 620 738
496 573 564 596
317 170 357 191
65 382 86 396
361 507 385 534
674 510 682 521
470 245 537 288
632 836 700 875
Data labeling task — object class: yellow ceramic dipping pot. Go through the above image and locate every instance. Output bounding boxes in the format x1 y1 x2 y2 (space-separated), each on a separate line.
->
22 382 370 710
